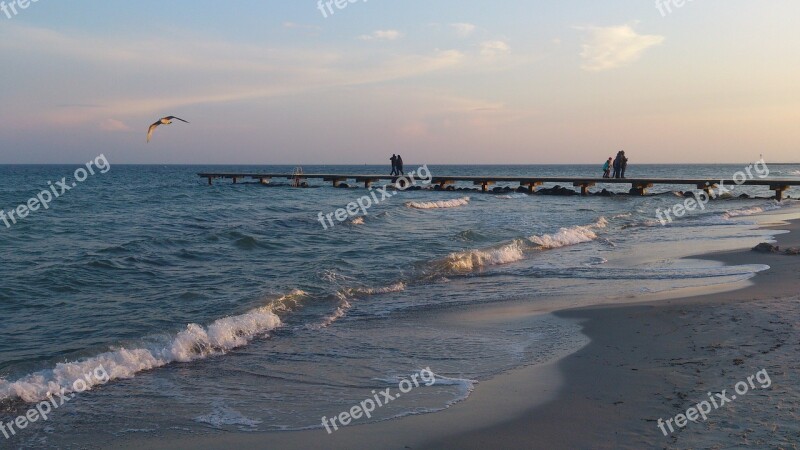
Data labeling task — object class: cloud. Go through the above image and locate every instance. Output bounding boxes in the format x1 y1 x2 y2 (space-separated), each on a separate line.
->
358 30 403 41
0 24 466 128
99 119 131 131
450 23 476 38
479 40 510 57
576 24 664 71
283 22 321 32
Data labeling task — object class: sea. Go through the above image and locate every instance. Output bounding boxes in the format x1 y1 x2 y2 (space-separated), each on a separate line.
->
0 163 798 448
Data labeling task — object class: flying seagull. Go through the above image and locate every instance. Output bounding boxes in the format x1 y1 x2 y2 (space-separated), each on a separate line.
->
147 116 189 143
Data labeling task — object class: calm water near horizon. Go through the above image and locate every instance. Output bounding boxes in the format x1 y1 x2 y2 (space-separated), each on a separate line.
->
1 163 799 447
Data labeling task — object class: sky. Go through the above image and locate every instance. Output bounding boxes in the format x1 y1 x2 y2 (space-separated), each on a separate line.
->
0 0 798 164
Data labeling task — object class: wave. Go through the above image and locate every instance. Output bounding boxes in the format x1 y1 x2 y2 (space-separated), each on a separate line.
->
723 202 782 219
584 257 608 266
311 298 351 330
443 241 526 273
194 403 262 430
497 193 528 199
0 290 307 404
406 197 470 209
529 218 607 249
434 218 607 274
374 371 477 409
342 282 406 297
791 170 800 176
306 282 408 330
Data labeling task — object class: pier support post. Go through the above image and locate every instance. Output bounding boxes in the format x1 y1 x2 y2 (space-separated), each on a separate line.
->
631 182 653 196
474 181 495 192
696 182 717 196
207 177 213 186
362 179 379 189
573 182 596 196
325 178 347 187
521 181 543 193
771 185 789 201
435 179 455 189
232 177 237 184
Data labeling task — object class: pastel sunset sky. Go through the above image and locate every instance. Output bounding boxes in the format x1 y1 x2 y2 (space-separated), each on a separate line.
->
1 1 798 164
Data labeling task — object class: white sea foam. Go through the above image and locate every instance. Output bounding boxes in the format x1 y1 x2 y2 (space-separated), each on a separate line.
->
313 298 351 330
723 202 782 219
585 256 609 266
0 291 306 404
194 404 262 430
406 197 470 209
374 371 477 408
444 241 526 273
437 218 607 273
497 193 528 199
790 170 800 176
344 282 407 297
528 217 608 249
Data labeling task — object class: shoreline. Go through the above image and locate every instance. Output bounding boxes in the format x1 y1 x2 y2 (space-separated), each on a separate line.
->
422 215 800 449
117 214 800 449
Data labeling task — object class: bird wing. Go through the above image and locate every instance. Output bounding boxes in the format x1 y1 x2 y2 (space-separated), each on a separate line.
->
147 121 161 143
166 116 190 123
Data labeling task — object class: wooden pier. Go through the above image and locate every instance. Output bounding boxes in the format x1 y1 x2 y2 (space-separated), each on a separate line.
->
197 172 800 200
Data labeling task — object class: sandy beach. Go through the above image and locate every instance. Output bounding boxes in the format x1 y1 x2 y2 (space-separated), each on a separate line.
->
112 213 800 450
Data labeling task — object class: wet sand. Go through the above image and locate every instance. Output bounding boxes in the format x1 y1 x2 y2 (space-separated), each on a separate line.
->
122 216 800 450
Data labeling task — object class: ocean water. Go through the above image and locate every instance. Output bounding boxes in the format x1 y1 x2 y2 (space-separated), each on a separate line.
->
0 163 798 447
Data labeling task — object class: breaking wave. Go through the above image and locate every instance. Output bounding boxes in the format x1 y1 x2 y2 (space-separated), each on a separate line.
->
0 290 307 404
433 218 608 274
723 202 782 219
407 197 471 209
529 218 607 249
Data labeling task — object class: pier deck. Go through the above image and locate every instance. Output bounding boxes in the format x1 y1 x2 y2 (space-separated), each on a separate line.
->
197 172 800 200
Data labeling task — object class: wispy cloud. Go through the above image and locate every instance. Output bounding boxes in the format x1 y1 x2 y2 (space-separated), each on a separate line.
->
576 24 664 71
479 40 510 57
99 119 131 132
283 22 322 32
358 30 403 41
450 23 476 38
0 24 464 128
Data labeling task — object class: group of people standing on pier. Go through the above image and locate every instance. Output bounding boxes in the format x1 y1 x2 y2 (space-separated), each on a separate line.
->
603 151 629 179
390 154 404 176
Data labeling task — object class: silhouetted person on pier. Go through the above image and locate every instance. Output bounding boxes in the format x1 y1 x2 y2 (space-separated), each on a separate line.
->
390 154 398 176
613 152 622 178
396 155 405 175
620 151 629 178
603 157 612 178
